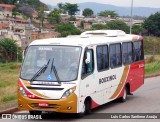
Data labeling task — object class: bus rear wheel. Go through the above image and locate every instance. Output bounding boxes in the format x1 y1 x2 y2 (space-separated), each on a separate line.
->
119 87 127 102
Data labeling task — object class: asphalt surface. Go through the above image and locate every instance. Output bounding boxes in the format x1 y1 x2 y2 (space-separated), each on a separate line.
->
1 76 160 122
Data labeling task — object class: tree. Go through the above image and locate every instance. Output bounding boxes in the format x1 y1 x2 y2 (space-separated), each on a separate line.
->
69 16 76 21
107 20 129 33
12 4 21 18
92 24 108 30
64 3 79 16
83 8 94 17
99 10 118 18
37 6 45 28
0 0 18 4
48 8 61 24
0 38 18 63
80 20 85 28
132 25 144 35
57 2 66 14
143 12 160 36
18 5 34 18
55 24 81 37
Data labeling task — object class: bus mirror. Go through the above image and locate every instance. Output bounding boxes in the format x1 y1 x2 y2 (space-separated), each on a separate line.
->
85 52 90 64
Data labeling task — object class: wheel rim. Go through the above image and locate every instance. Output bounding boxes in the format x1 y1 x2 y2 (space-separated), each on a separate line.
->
123 88 127 100
82 103 85 113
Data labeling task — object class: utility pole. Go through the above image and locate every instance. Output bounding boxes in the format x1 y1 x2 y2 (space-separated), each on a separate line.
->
17 46 18 63
130 0 133 34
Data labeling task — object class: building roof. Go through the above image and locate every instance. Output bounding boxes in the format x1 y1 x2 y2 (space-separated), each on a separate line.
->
0 18 29 23
0 4 14 11
0 4 15 8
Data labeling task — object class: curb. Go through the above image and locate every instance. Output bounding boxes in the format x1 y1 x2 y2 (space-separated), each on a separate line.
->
0 107 18 115
0 74 160 115
145 74 160 79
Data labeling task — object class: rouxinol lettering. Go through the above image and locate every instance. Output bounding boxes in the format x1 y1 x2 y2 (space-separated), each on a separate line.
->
99 75 116 84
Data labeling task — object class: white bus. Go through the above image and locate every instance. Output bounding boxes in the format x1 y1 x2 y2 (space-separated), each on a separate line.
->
18 30 144 115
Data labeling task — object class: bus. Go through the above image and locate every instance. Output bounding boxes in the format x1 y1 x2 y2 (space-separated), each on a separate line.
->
18 30 144 115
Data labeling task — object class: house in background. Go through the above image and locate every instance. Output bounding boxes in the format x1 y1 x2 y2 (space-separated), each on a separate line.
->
0 4 15 17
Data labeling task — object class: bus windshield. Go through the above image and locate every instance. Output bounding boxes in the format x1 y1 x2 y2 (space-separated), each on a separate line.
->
20 46 82 82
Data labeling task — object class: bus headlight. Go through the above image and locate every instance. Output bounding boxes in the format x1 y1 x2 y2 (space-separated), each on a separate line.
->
61 87 76 99
19 86 27 97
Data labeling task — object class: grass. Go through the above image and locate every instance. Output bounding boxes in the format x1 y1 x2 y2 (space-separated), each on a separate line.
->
144 36 160 55
145 55 160 76
145 61 160 76
143 36 160 76
2 95 17 102
0 63 21 109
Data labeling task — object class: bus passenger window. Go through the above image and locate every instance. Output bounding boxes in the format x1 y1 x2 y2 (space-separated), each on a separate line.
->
133 41 144 62
109 43 122 69
82 49 94 76
97 45 109 71
122 42 133 65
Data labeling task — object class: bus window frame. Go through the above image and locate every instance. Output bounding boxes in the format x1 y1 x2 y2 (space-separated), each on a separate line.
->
109 43 122 69
81 48 95 80
122 41 134 66
96 44 109 72
133 40 144 62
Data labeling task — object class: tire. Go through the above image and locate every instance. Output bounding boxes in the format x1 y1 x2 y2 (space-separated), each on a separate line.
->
29 110 42 115
85 100 91 114
119 87 127 102
76 99 91 118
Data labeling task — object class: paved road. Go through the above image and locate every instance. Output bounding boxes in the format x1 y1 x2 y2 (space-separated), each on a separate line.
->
1 76 160 122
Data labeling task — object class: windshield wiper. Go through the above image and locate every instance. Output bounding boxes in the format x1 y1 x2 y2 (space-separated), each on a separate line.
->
30 59 50 82
51 58 60 81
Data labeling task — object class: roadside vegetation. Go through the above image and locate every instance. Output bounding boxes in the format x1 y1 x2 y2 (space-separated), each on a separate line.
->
144 36 160 76
145 56 160 76
0 63 21 110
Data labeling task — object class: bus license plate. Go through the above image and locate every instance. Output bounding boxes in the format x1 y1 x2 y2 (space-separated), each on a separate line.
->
38 102 48 107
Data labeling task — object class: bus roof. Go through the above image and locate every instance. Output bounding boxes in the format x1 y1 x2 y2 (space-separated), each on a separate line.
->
30 30 143 47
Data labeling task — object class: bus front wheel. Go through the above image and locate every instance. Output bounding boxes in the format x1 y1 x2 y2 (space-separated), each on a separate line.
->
77 99 91 117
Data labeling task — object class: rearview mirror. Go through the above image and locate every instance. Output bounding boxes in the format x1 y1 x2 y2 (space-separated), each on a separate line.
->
85 51 90 64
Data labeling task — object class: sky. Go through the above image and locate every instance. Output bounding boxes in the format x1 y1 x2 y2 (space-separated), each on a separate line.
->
40 0 160 8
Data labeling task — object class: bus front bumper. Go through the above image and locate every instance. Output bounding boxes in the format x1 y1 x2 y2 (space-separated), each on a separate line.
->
18 92 77 113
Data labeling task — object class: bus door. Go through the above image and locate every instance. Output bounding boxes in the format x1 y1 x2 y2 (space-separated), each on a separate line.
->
80 48 104 108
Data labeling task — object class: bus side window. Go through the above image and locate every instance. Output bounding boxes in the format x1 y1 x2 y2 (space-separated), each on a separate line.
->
82 49 94 77
97 45 109 71
122 42 133 65
133 41 144 62
109 43 122 69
